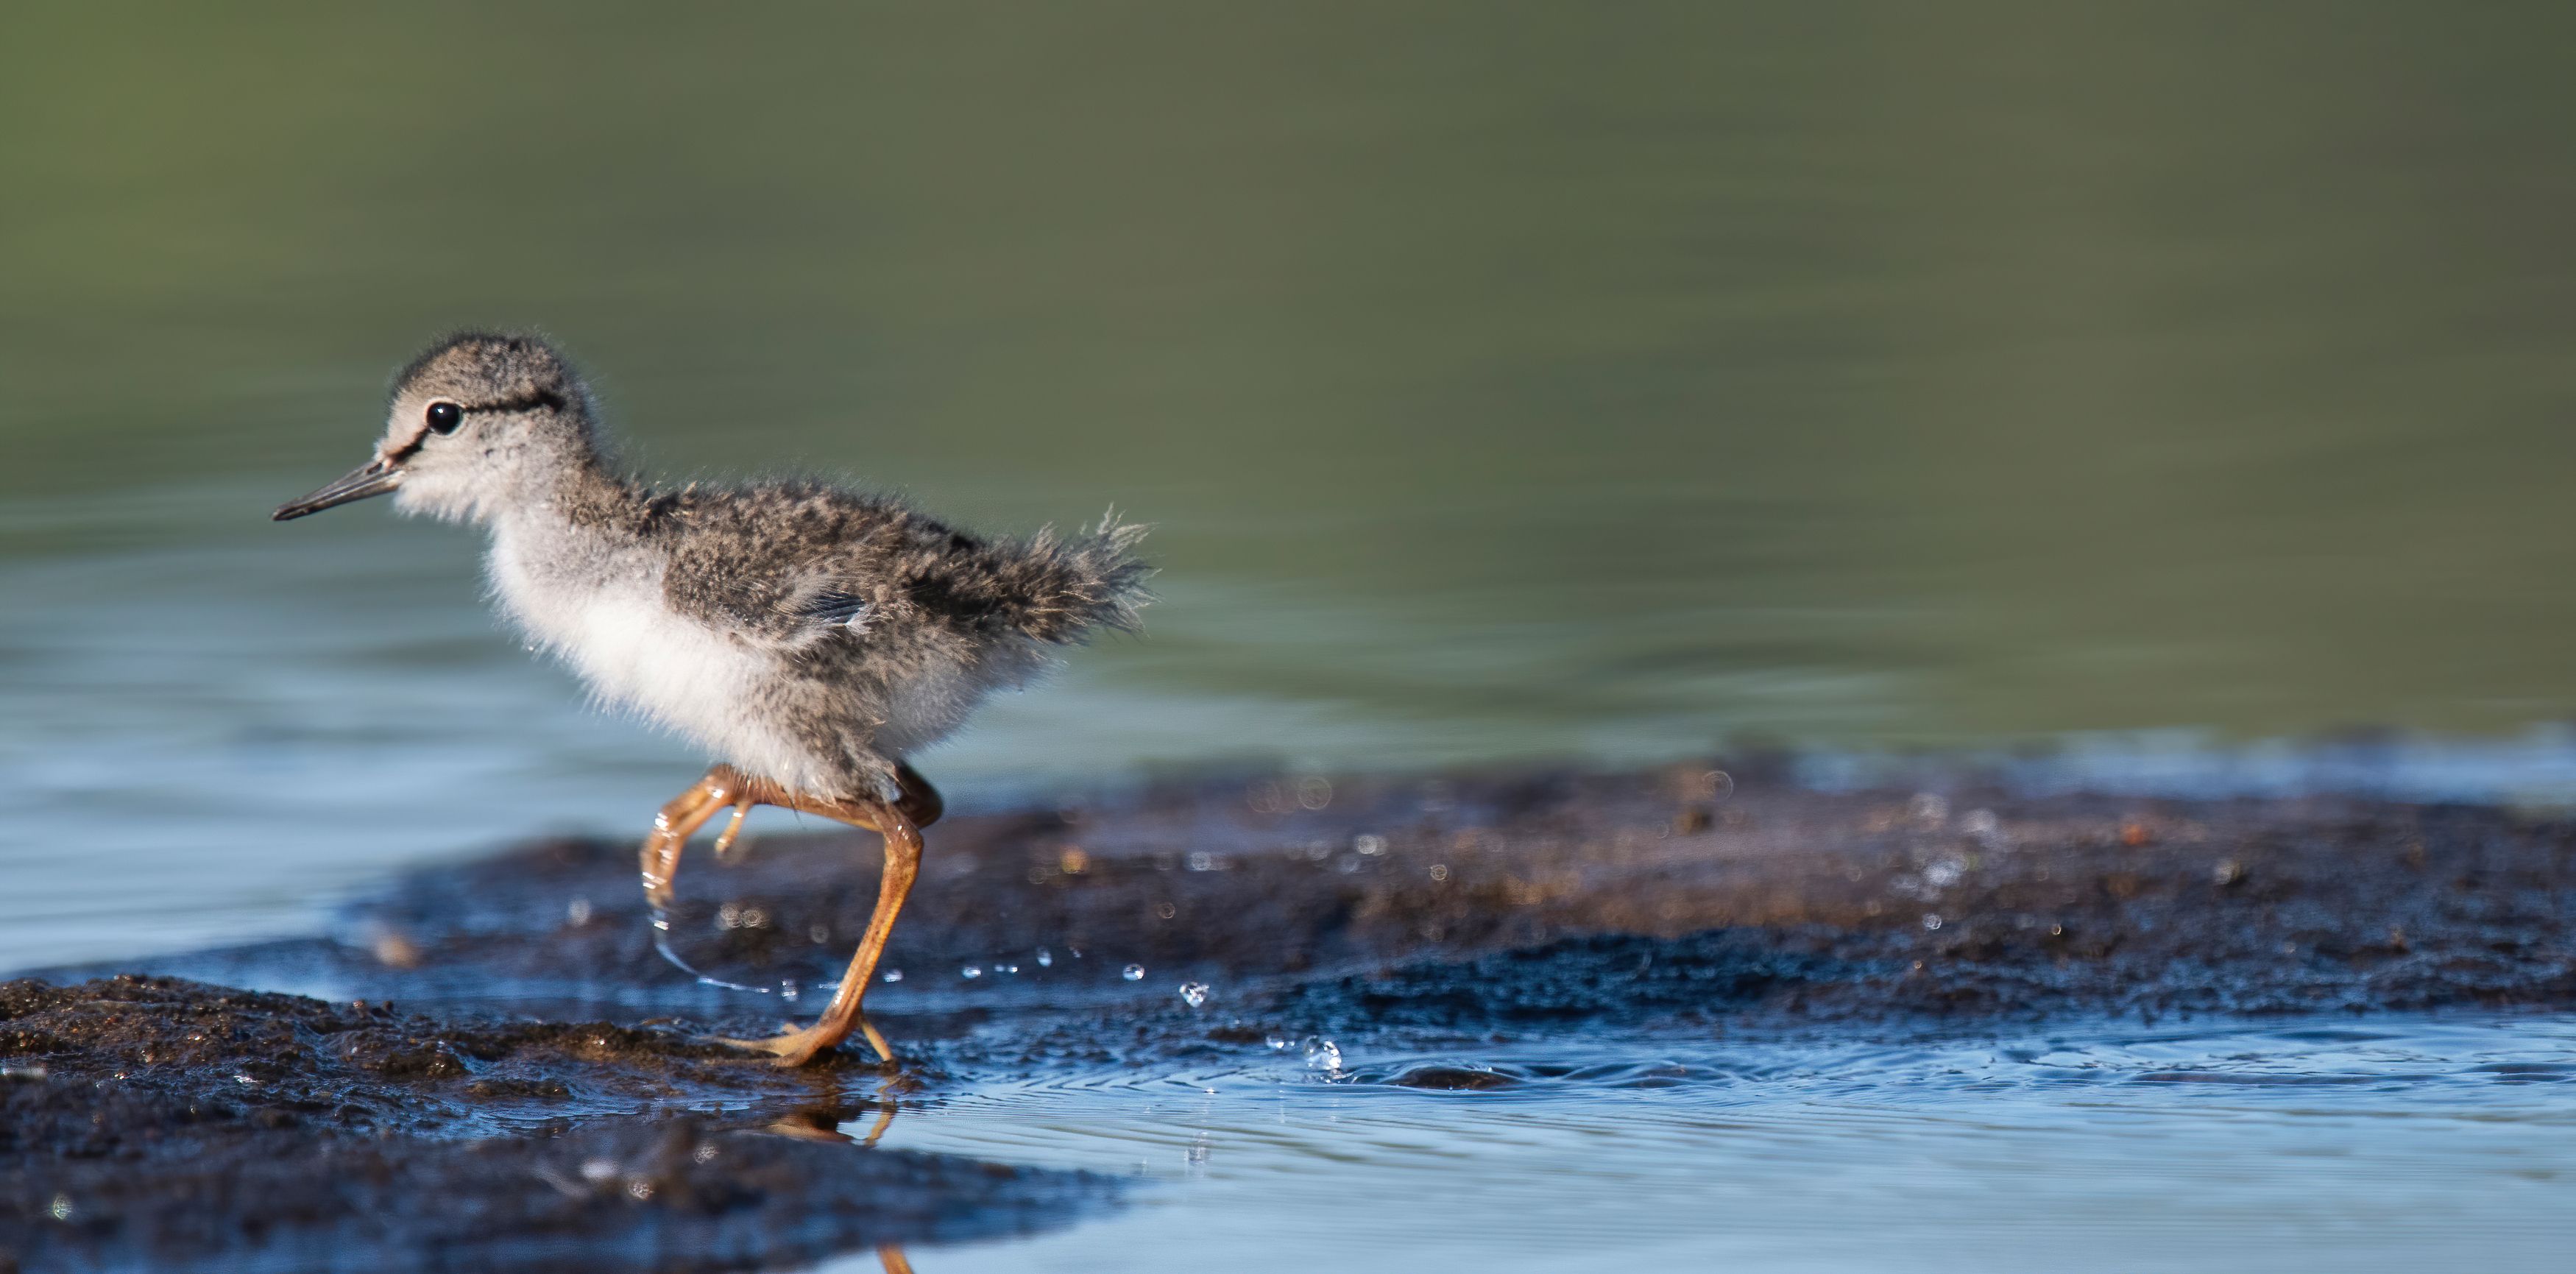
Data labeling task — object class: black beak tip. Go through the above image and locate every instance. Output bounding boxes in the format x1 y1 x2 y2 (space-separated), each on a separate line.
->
272 461 400 524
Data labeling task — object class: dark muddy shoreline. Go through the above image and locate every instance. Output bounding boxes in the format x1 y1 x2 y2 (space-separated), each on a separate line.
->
8 762 2575 1270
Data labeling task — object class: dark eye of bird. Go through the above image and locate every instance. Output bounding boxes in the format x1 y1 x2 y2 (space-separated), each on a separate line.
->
425 402 464 434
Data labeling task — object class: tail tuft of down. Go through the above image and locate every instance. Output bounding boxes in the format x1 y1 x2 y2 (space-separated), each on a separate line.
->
991 509 1154 645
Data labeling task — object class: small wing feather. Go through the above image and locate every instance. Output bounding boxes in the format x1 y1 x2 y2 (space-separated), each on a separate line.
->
799 592 875 634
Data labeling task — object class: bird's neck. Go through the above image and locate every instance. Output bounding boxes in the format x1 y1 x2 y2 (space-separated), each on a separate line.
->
483 443 647 542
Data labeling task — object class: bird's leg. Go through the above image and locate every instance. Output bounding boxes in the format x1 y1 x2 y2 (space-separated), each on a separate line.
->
710 762 933 867
716 788 924 1067
892 760 945 828
638 766 749 911
709 798 757 861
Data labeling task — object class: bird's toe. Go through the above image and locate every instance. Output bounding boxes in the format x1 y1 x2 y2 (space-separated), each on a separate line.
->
711 1024 839 1067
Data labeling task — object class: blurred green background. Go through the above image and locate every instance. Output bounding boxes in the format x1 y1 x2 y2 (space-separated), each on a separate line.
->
4 3 2576 961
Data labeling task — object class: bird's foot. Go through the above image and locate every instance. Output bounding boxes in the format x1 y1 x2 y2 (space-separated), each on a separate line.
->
710 799 756 861
712 1015 891 1068
714 1022 842 1067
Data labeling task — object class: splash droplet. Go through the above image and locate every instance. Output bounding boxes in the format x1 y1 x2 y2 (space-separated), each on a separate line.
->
1122 964 1145 982
1036 948 1053 967
881 969 904 983
1178 981 1210 1008
961 965 983 979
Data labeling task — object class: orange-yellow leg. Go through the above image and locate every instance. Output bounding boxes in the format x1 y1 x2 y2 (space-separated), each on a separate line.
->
639 768 750 910
716 784 924 1066
640 762 941 1066
699 761 938 866
710 798 756 860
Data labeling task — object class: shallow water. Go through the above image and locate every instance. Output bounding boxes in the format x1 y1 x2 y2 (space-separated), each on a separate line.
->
7 3 2576 969
857 1018 2576 1273
7 8 2576 1270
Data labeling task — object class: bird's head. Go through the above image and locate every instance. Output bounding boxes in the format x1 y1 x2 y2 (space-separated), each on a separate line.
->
272 331 597 525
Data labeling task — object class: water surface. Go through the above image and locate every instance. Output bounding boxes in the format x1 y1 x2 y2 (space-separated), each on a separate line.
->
7 1 2576 966
5 10 2576 1269
857 1018 2576 1273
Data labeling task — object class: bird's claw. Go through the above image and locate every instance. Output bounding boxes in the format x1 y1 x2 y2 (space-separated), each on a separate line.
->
711 1012 893 1068
713 1023 843 1068
711 799 756 861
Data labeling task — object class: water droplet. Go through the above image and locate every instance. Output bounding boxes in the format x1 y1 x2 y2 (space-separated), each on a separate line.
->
1266 1035 1289 1050
1921 913 1944 930
1122 964 1145 981
1178 981 1210 1008
1301 1036 1342 1074
579 1158 619 1183
881 969 904 983
809 924 831 944
1354 834 1387 856
1036 949 1053 967
999 963 1019 974
1187 852 1214 871
1428 864 1450 882
566 897 592 926
1155 902 1177 920
49 1194 72 1222
961 965 983 979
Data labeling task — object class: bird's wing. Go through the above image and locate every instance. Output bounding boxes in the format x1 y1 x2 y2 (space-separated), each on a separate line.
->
661 535 889 652
796 591 876 634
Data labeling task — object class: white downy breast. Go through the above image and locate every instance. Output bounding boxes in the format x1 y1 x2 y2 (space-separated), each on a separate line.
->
484 527 826 791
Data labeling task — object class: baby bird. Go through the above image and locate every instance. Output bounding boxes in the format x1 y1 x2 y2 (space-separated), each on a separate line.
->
273 332 1150 1065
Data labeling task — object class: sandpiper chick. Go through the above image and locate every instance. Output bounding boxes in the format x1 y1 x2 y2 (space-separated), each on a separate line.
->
273 332 1150 1065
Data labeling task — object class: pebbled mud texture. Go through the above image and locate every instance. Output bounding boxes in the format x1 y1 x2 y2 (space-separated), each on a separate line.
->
0 977 1108 1273
93 763 2575 1031
13 761 2576 1270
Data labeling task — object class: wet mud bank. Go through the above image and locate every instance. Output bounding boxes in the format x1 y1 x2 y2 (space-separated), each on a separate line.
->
11 762 2576 1269
0 977 1108 1273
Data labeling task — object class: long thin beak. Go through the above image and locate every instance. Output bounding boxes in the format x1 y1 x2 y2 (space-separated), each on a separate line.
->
272 459 402 521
